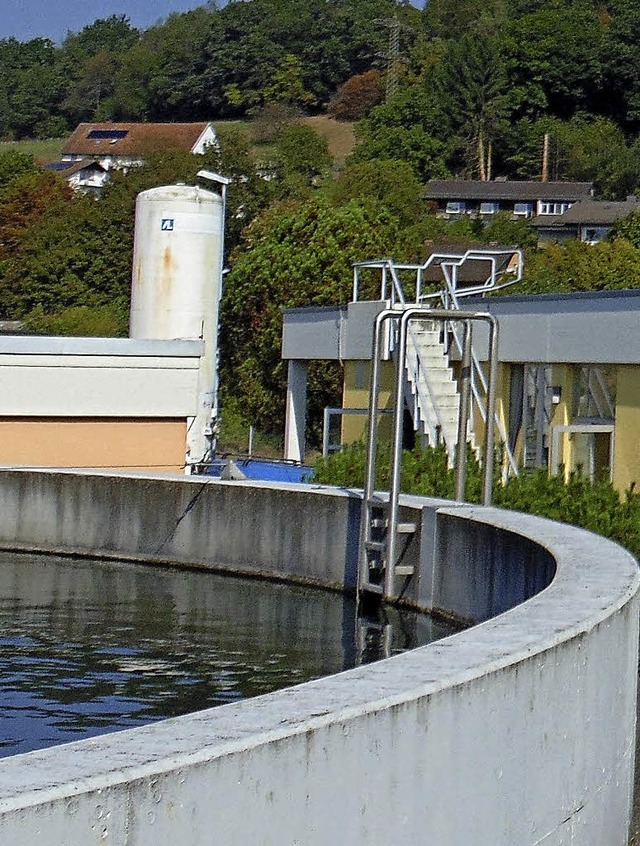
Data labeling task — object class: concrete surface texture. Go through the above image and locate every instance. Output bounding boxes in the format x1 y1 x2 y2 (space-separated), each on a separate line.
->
0 468 636 846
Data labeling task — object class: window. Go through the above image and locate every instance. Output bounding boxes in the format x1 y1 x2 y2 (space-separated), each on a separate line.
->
445 200 466 214
479 201 499 215
513 202 533 217
87 129 129 140
538 201 573 216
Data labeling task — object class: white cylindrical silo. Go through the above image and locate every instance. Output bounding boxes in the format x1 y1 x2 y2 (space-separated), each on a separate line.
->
129 183 227 469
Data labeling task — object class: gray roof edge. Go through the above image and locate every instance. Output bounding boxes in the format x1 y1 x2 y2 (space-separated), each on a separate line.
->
283 305 346 317
476 288 640 307
0 336 204 357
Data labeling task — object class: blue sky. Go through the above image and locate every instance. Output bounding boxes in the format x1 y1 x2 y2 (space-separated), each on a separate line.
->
1 0 211 43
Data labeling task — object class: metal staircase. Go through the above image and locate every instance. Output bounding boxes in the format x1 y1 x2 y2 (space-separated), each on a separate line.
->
352 248 523 473
354 249 523 606
404 320 462 464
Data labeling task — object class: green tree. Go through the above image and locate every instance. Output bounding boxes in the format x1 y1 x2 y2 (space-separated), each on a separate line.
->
609 210 640 247
519 237 640 295
351 83 449 180
220 198 401 440
327 158 424 226
423 0 509 38
433 34 509 178
261 54 317 109
62 15 139 57
0 150 39 195
272 124 332 184
502 6 605 121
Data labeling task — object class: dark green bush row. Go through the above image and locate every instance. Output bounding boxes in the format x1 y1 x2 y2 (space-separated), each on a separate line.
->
312 442 640 560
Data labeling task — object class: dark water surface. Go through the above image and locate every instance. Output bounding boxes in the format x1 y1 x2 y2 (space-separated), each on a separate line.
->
0 552 460 757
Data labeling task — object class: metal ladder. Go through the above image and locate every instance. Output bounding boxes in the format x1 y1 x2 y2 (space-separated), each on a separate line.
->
358 308 416 601
358 306 500 605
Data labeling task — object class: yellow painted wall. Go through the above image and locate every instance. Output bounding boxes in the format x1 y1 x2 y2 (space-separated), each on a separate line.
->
613 366 640 492
548 365 575 479
0 418 187 473
341 360 395 444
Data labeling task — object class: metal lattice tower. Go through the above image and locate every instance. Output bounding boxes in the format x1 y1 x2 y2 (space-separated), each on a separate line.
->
386 15 400 101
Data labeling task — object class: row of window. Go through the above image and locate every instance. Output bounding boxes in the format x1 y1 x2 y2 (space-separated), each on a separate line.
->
444 200 573 216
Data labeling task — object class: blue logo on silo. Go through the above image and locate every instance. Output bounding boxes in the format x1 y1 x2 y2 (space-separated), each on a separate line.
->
161 218 174 231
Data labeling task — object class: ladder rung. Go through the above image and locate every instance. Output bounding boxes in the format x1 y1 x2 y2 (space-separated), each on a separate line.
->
397 522 417 534
360 582 383 595
393 565 415 576
370 518 387 529
365 540 385 552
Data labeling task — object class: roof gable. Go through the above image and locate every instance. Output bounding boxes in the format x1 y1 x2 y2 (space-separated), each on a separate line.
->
62 122 214 157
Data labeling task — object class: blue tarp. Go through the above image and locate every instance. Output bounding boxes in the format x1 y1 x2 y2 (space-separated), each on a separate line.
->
206 458 312 483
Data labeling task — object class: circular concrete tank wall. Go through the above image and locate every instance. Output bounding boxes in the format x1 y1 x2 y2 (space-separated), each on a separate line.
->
0 469 636 846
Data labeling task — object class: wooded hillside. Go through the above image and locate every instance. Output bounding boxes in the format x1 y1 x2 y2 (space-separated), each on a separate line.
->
5 0 640 445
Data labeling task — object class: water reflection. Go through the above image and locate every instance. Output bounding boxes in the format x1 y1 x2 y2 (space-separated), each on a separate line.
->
0 552 461 756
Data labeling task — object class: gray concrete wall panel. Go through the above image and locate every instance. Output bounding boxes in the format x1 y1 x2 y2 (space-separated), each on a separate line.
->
0 469 636 846
471 294 640 363
281 307 343 360
342 300 386 359
282 291 640 365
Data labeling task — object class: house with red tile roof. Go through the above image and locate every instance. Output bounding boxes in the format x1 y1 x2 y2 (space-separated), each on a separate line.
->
60 122 217 171
45 122 217 191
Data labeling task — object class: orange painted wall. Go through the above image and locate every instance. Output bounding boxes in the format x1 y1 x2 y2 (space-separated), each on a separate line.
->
0 418 187 473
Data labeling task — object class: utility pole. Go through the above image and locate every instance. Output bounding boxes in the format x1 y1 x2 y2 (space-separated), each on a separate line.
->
542 133 550 183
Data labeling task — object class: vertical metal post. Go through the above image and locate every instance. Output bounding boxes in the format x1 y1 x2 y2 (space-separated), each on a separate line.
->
385 311 411 596
360 311 401 594
362 315 386 506
535 366 546 467
454 321 472 501
248 425 254 457
483 317 499 507
322 407 331 458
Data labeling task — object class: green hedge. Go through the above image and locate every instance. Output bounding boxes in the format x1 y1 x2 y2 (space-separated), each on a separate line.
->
312 442 640 560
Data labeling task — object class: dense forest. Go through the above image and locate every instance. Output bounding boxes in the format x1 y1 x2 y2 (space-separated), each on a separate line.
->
4 0 640 443
4 0 640 193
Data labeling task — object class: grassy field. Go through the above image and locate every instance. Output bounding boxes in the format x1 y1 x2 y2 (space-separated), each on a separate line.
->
215 115 356 165
299 115 356 165
0 137 67 164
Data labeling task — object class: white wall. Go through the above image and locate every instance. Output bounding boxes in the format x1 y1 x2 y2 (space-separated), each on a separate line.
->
0 470 636 846
0 337 202 418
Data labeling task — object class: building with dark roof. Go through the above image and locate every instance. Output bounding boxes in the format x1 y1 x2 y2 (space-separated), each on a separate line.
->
43 158 109 193
423 179 594 220
531 197 640 243
43 122 217 192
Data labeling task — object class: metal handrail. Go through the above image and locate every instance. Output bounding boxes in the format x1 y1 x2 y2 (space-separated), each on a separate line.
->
351 250 521 478
351 249 524 305
437 268 519 477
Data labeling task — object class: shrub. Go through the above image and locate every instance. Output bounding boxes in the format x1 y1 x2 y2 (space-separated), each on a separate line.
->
328 71 384 122
312 442 640 559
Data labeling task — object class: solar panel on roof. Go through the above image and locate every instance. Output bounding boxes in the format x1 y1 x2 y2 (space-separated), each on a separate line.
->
44 162 73 171
86 129 129 140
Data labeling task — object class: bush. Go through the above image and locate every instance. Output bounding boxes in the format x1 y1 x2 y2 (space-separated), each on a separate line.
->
312 442 640 559
328 70 384 121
